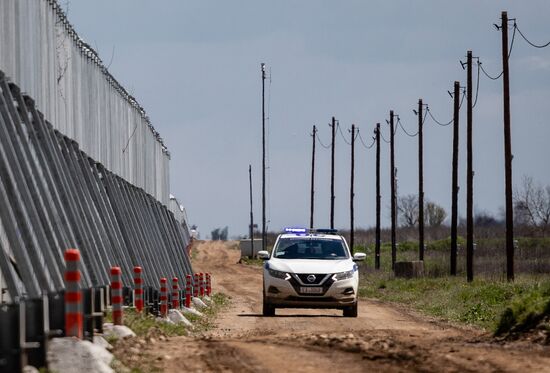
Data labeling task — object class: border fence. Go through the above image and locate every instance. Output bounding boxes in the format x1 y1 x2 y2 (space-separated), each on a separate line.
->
0 0 170 204
0 72 193 371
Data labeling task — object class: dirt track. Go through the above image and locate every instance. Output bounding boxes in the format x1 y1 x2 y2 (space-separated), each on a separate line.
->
145 241 550 372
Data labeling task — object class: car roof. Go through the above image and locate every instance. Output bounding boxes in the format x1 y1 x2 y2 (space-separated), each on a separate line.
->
277 233 343 240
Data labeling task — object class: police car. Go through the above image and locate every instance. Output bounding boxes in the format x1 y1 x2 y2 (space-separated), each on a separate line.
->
258 228 366 317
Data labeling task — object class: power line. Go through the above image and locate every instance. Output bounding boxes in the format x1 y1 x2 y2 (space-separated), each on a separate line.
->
473 59 481 108
426 90 465 127
478 23 517 81
397 117 419 137
337 121 352 145
379 130 391 143
516 23 550 48
315 131 331 149
357 130 375 149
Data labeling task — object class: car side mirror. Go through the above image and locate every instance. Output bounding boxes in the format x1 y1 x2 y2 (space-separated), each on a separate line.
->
257 250 270 260
353 252 366 261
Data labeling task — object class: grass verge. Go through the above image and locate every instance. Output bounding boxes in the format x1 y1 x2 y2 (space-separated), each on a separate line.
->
359 272 550 336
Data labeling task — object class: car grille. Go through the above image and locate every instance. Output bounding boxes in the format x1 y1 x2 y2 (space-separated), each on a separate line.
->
294 273 329 285
288 276 334 296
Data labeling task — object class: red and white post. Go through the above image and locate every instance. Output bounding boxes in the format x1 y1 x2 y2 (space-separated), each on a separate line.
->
193 273 199 298
199 273 205 297
110 267 123 325
64 249 83 338
185 274 192 308
206 273 212 296
133 266 143 313
160 278 168 317
172 277 180 309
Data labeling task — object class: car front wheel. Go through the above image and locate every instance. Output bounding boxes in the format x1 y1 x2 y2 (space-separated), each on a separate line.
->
343 302 358 318
263 299 275 316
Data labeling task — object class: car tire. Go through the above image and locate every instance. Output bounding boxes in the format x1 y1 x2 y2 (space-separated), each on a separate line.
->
263 300 275 316
343 302 358 318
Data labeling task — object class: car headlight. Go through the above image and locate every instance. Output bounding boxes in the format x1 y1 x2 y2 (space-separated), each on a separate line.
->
268 269 291 280
332 270 354 281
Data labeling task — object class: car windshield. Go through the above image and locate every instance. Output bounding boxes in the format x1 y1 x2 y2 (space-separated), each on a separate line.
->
273 237 349 260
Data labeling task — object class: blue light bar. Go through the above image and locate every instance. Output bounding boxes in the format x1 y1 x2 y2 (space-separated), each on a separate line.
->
284 227 307 233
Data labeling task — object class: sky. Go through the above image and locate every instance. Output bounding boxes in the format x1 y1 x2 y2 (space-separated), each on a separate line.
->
67 1 550 238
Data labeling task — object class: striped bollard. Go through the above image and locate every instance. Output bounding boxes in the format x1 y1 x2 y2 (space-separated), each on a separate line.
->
110 267 123 325
160 278 168 317
199 273 205 297
172 277 180 309
134 266 143 312
185 275 192 308
64 249 83 338
206 273 212 296
193 273 199 298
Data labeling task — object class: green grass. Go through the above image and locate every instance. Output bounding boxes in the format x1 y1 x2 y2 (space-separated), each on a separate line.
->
359 272 550 333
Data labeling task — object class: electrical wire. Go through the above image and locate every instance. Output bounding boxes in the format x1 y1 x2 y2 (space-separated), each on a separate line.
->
379 130 391 144
397 117 419 137
315 131 331 149
472 60 481 108
337 121 352 145
426 90 465 127
478 23 517 81
516 23 550 48
357 130 375 149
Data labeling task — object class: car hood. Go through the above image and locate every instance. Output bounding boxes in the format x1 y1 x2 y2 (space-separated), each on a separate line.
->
267 258 353 274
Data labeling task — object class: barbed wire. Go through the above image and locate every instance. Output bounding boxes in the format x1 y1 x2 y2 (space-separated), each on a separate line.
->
516 23 550 48
357 130 375 149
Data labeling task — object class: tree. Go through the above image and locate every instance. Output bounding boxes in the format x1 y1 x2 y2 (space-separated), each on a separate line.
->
398 194 419 227
425 201 447 227
514 176 550 234
211 226 229 241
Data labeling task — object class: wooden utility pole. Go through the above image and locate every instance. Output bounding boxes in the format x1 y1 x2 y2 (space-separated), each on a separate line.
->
330 116 336 229
390 111 396 270
451 81 460 276
418 99 425 261
466 51 474 283
375 123 381 270
350 124 355 254
501 11 514 281
310 125 316 229
261 63 267 251
249 165 254 255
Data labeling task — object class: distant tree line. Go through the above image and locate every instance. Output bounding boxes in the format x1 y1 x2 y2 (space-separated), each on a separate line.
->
211 226 229 240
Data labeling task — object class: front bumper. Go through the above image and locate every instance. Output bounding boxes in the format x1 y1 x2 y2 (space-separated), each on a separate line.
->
263 274 357 309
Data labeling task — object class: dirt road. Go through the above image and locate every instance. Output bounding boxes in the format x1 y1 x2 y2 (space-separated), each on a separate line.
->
142 241 550 372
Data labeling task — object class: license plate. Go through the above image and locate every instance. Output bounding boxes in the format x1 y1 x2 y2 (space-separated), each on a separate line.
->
300 287 323 294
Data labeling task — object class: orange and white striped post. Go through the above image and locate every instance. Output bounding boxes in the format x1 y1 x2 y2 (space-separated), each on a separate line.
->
172 277 180 309
110 267 123 325
185 274 192 308
133 266 143 312
64 249 83 338
206 273 212 296
193 273 199 298
160 278 168 317
199 273 205 297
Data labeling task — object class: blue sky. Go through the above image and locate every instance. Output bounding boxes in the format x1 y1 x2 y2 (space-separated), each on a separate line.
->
68 1 550 238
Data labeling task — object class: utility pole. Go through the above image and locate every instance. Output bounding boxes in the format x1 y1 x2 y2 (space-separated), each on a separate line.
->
501 11 514 282
249 165 254 256
261 63 267 251
310 125 316 229
451 81 460 276
330 116 336 229
350 124 355 254
466 51 474 283
390 111 396 270
375 123 381 270
418 99 425 261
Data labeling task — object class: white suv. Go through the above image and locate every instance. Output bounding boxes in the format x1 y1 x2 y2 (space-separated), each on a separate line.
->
258 228 366 317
